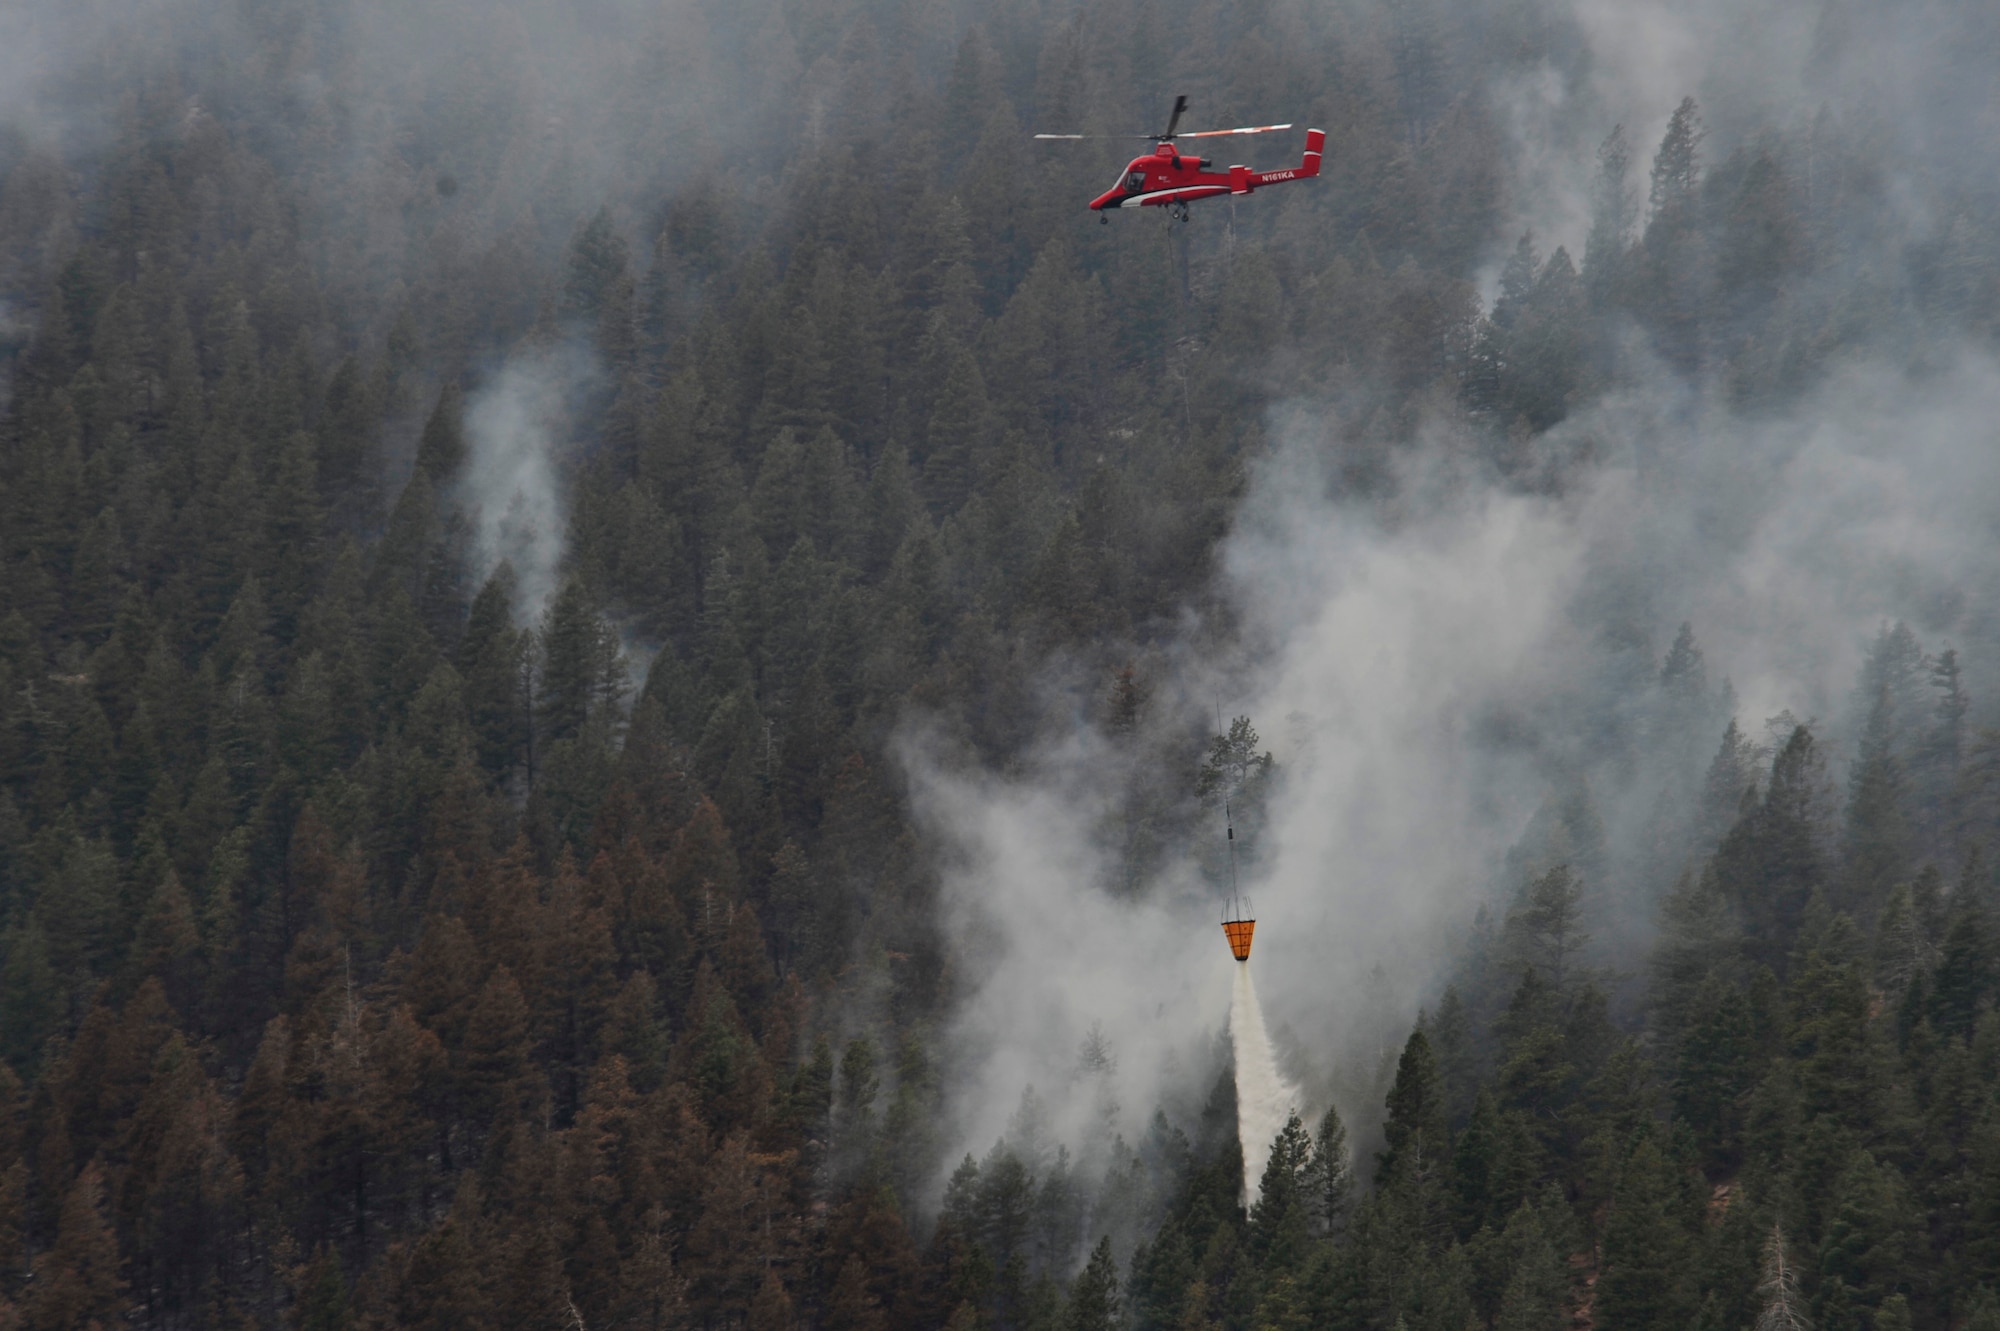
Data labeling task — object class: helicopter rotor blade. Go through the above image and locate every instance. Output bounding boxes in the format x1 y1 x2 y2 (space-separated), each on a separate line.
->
1161 95 1188 140
1176 123 1294 138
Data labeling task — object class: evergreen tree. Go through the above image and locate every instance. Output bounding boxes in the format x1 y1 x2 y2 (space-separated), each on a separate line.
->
1308 1103 1353 1240
1378 1031 1450 1196
1648 98 1705 229
1065 1237 1120 1331
537 579 625 747
1504 864 1588 987
1249 1114 1314 1271
1639 96 1707 372
1843 684 1909 920
1927 895 1993 1040
1594 1136 1694 1331
1715 726 1828 972
1492 1202 1568 1331
25 1162 127 1331
413 382 467 483
1699 719 1758 846
1584 122 1632 295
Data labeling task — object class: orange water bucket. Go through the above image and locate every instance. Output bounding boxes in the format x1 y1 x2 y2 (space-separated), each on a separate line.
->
1222 918 1255 961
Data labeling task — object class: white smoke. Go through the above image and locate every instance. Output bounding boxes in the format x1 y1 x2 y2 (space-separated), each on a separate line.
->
910 344 2000 1205
905 731 1231 1168
459 342 598 623
1223 349 2000 1060
1220 431 1588 1054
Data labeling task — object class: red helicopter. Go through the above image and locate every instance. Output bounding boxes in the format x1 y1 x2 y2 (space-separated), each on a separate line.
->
1037 96 1324 222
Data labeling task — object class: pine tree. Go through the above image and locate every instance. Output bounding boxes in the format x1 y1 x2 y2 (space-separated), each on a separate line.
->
1660 622 1708 709
413 382 466 484
1652 867 1739 1046
1504 864 1588 988
296 1246 355 1331
24 1161 127 1331
1843 684 1909 920
537 579 625 746
1818 1148 1910 1313
564 208 634 331
1671 974 1757 1171
462 965 539 1126
1916 647 1968 855
1649 99 1705 230
319 355 381 527
1927 895 1993 1040
1715 725 1827 972
1639 97 1707 372
459 566 528 777
1249 1114 1313 1271
1493 1203 1568 1331
1492 234 1541 330
1065 1237 1120 1331
920 347 991 516
1378 1030 1449 1191
1583 124 1635 298
1594 1136 1694 1331
747 1268 796 1331
1308 1103 1353 1239
539 854 619 1123
619 1208 691 1330
1699 719 1757 846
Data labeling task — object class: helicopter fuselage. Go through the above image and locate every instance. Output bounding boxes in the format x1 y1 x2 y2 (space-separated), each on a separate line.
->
1089 129 1323 212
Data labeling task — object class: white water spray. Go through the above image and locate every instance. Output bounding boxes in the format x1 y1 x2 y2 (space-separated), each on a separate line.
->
1230 959 1296 1208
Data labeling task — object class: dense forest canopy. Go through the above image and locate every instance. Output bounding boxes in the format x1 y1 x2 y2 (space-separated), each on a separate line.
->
3 0 2000 1327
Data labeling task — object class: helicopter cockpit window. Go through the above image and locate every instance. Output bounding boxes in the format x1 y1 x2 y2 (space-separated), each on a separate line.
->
1125 170 1148 192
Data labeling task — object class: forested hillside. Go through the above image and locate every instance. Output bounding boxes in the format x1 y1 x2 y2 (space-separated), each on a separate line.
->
3 0 2000 1327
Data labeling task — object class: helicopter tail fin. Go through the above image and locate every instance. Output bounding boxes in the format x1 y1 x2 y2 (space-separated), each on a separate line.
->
1302 128 1325 177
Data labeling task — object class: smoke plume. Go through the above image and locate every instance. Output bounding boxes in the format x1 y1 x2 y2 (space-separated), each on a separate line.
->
910 349 2000 1210
459 343 598 623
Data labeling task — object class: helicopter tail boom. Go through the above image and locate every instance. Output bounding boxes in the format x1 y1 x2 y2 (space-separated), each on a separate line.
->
1244 128 1325 189
1223 128 1324 198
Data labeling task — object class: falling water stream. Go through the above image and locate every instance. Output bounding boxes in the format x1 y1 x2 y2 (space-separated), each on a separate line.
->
1230 959 1296 1208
